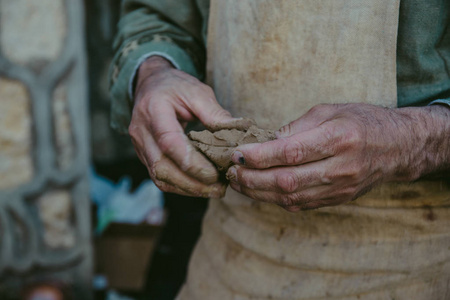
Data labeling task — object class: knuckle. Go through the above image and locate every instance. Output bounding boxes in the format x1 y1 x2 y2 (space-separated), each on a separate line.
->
146 96 163 111
128 123 137 137
307 103 332 116
197 84 216 101
280 193 299 207
276 171 299 193
320 171 333 185
349 127 364 143
128 117 145 139
342 162 364 182
182 159 206 177
157 132 177 154
283 142 303 165
238 172 253 189
183 163 198 175
149 164 159 181
279 124 293 136
136 95 155 114
338 186 358 199
151 160 166 181
153 179 170 192
210 107 232 120
158 185 171 193
342 124 365 149
308 104 325 114
318 124 336 145
204 85 215 97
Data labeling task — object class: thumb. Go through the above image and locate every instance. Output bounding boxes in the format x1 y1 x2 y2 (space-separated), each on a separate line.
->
277 104 334 138
192 94 255 132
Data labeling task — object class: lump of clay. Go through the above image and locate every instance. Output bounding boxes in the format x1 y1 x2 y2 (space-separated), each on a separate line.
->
188 125 276 172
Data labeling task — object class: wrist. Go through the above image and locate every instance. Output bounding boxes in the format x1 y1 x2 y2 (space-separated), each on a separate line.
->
135 56 174 96
391 105 450 182
140 55 174 72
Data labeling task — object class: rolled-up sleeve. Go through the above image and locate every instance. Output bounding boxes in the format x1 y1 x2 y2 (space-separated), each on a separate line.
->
429 99 450 108
109 0 207 134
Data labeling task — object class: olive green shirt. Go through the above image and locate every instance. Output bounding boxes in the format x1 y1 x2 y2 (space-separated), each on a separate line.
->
109 0 450 134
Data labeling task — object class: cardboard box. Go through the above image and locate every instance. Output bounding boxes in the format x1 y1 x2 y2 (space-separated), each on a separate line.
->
94 221 164 291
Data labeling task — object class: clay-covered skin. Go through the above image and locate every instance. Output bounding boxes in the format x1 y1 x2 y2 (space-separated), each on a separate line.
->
188 125 276 173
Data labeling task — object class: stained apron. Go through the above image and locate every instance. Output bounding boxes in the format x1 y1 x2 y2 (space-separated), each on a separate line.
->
177 1 450 299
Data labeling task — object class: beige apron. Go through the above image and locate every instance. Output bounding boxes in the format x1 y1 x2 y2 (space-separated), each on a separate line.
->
177 1 450 299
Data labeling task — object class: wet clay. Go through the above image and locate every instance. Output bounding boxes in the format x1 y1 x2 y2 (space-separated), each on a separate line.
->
188 124 276 172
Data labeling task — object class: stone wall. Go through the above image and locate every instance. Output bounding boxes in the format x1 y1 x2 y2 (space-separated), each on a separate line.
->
0 0 92 299
85 0 137 165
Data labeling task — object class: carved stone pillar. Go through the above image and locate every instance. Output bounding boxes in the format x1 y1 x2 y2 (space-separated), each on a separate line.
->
0 0 92 299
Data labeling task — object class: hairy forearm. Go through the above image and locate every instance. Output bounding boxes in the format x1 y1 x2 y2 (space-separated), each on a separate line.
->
394 105 450 181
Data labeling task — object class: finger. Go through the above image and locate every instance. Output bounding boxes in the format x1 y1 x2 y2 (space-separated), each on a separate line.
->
231 126 337 169
299 197 351 210
152 155 227 198
277 104 336 138
132 138 195 197
150 103 220 184
152 178 203 197
207 118 257 132
153 176 225 198
226 163 330 194
185 86 253 131
135 127 227 198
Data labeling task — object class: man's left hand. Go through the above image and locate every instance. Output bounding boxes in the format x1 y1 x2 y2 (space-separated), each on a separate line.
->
226 103 450 211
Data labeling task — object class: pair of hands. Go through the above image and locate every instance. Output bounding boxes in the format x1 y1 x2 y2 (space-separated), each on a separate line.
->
130 56 449 211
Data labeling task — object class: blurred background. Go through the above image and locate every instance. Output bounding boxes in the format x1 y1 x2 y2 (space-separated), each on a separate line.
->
0 1 206 299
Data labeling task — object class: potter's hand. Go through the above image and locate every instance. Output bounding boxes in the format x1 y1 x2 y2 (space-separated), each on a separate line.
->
226 103 450 211
130 56 248 198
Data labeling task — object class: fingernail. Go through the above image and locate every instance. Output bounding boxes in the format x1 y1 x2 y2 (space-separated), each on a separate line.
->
232 151 245 165
226 166 237 182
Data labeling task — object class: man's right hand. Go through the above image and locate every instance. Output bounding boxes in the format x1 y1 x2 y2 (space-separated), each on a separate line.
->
129 56 244 198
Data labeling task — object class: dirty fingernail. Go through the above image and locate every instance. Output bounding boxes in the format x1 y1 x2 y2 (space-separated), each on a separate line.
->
226 166 238 182
232 151 245 165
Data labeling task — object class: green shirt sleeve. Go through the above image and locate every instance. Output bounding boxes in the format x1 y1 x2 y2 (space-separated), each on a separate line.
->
429 99 450 108
396 0 450 108
109 0 209 134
